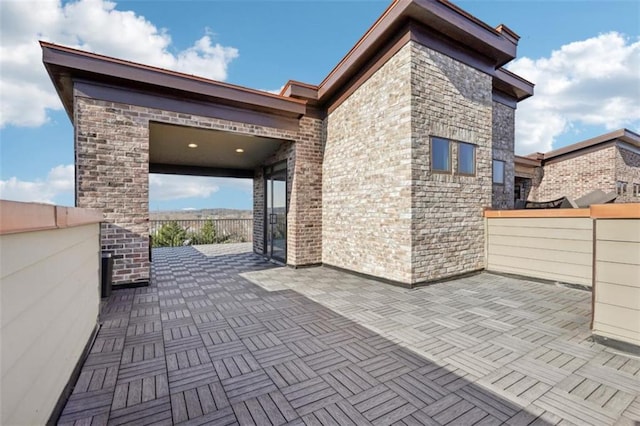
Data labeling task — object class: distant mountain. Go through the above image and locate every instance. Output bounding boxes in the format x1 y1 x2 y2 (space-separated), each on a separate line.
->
150 208 252 220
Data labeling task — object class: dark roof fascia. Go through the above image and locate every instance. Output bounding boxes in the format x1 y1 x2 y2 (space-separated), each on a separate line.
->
41 42 307 123
281 81 319 101
495 24 520 43
542 129 640 162
409 22 495 75
492 90 517 109
317 0 518 104
74 80 301 131
515 155 541 167
493 68 534 102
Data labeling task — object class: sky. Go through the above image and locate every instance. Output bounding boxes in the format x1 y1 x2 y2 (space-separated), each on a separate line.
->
0 0 638 210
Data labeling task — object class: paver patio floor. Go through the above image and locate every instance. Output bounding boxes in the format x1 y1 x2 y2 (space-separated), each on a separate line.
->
58 244 640 425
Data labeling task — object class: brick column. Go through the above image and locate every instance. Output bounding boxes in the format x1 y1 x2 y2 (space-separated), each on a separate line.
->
75 97 150 285
289 117 324 266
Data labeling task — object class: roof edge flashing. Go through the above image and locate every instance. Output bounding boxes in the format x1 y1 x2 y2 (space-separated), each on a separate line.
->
41 41 307 118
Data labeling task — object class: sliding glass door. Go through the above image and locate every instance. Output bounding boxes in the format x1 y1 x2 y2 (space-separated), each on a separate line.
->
265 162 287 263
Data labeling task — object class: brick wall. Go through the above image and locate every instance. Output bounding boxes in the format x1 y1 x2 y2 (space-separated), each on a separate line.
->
491 101 515 209
289 117 324 265
528 145 616 202
323 42 413 283
75 96 302 284
615 145 640 203
410 42 493 283
323 40 495 285
75 98 150 285
255 117 323 266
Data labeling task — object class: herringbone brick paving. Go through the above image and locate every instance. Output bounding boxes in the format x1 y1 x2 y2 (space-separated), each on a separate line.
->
58 243 640 425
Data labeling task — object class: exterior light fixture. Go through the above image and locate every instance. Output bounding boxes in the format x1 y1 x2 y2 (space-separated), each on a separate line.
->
235 148 244 153
188 143 198 148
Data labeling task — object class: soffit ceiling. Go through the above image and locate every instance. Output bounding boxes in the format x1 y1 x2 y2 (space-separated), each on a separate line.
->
149 122 285 170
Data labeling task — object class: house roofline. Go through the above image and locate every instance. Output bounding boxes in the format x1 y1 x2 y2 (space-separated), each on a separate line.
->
317 0 521 103
541 129 640 161
42 0 532 123
40 41 307 123
516 129 640 170
514 155 541 167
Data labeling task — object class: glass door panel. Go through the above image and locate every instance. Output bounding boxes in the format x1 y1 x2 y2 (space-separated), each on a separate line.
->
271 171 286 262
265 162 287 263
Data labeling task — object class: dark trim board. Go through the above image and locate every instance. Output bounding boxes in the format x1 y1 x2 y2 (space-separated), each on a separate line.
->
43 42 306 117
485 270 593 292
150 163 254 179
74 81 301 131
322 263 484 289
592 335 640 357
112 280 150 289
47 323 100 426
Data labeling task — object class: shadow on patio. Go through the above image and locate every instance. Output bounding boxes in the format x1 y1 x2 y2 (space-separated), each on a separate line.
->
58 244 640 425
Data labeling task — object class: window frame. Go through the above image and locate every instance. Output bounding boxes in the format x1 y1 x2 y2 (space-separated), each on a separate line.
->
492 159 506 185
457 142 477 177
430 137 452 174
616 180 628 196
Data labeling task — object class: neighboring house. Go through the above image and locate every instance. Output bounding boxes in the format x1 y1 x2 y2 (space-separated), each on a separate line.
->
515 129 640 204
41 0 533 287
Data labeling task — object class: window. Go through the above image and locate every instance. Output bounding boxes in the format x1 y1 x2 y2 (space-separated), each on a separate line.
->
431 137 451 172
458 143 476 176
616 181 628 196
493 160 505 184
633 183 640 197
430 137 476 176
514 184 522 200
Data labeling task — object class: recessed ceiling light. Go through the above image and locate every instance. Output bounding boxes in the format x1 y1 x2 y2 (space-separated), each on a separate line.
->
188 143 198 148
235 148 244 153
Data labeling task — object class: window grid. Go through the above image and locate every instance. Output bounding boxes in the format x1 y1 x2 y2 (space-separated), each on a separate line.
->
616 181 628 196
430 136 476 177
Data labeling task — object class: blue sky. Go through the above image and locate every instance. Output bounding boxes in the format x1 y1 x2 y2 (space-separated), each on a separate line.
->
1 0 638 210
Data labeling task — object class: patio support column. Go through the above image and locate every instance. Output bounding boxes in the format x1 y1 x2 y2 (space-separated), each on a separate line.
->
75 96 150 286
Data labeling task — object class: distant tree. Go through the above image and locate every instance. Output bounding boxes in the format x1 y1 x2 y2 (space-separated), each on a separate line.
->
153 221 187 247
189 219 217 245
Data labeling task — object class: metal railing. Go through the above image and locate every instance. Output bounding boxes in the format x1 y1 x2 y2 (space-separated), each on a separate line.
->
150 219 253 247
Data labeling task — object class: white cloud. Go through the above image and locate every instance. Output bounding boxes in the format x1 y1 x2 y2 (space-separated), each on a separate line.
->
0 164 74 204
149 174 219 201
224 178 253 193
509 32 640 154
260 85 285 95
0 169 249 205
0 0 238 128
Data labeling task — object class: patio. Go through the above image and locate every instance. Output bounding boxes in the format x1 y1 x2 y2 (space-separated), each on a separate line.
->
58 244 640 425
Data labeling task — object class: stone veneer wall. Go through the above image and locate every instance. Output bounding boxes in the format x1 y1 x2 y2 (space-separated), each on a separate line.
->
615 145 640 203
528 145 616 202
75 95 309 284
491 101 515 209
411 42 493 283
323 42 413 283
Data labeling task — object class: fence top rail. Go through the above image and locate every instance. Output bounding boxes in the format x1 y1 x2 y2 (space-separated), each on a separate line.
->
591 203 640 219
151 218 252 222
485 203 640 219
484 208 590 219
0 200 102 235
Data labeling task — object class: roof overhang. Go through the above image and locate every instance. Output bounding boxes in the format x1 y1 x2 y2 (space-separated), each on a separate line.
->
42 0 533 126
516 129 640 169
315 0 520 104
542 128 640 162
41 41 307 125
515 155 541 167
493 68 534 103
